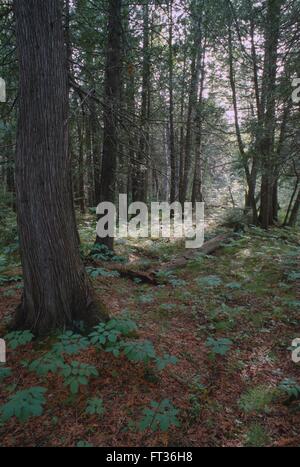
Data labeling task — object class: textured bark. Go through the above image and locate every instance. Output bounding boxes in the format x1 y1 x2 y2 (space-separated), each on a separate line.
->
180 5 203 205
284 174 299 227
288 189 300 227
228 26 258 224
77 115 85 214
168 0 176 204
95 0 122 251
259 0 282 229
132 2 151 204
13 0 109 335
192 38 206 207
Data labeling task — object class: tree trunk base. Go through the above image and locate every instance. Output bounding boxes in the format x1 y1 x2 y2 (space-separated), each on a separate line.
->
10 292 110 337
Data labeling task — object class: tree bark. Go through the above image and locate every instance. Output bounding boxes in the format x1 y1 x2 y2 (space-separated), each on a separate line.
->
95 0 122 251
168 0 176 204
228 26 258 224
192 38 206 207
259 0 282 229
287 189 300 227
13 0 109 335
132 2 151 204
180 2 203 205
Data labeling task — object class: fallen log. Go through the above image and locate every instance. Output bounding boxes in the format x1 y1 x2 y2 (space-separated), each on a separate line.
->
86 233 233 284
86 259 159 285
156 233 233 272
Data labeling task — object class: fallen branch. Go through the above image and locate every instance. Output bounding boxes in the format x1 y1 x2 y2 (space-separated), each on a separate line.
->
86 233 233 285
155 233 233 272
87 259 159 285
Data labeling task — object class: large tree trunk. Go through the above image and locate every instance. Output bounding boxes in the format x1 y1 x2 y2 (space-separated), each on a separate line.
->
13 0 108 336
95 0 122 251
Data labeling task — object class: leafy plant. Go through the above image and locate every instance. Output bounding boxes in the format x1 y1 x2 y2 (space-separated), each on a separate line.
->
89 323 121 356
0 387 47 423
286 271 300 282
61 362 98 394
245 424 270 447
0 275 22 286
26 352 66 376
196 275 223 288
156 353 178 371
122 340 156 364
76 440 93 447
139 400 180 432
138 293 155 304
52 331 90 356
0 366 12 381
164 274 187 288
278 379 300 399
85 398 105 416
5 330 34 350
205 337 233 357
107 318 138 336
86 267 120 278
239 386 275 414
89 318 137 351
90 243 127 263
226 282 242 290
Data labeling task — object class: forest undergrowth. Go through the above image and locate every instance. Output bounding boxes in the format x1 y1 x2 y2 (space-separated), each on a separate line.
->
0 215 300 447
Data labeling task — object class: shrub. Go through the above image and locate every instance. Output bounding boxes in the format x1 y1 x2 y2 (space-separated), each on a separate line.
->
139 400 180 432
239 386 275 414
0 387 47 423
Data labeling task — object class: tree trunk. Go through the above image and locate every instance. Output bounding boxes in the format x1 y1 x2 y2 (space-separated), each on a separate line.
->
259 0 282 229
13 0 109 335
192 38 206 207
287 189 300 227
91 99 102 206
180 2 203 205
77 114 85 214
95 0 122 251
168 0 176 204
132 2 151 204
228 26 258 224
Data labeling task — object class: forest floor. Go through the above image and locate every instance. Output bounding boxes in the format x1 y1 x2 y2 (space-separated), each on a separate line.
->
0 219 300 447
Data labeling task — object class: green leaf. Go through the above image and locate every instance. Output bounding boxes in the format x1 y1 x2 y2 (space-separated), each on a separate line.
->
85 398 105 416
0 387 47 423
5 331 34 350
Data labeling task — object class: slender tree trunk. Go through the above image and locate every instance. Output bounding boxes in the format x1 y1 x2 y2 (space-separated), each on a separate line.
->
95 0 122 250
178 44 188 206
13 0 108 335
192 38 206 207
132 2 151 204
168 0 176 204
180 3 203 204
284 169 300 226
91 99 102 205
85 112 95 207
77 115 85 214
228 26 258 224
287 189 300 227
259 0 282 229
